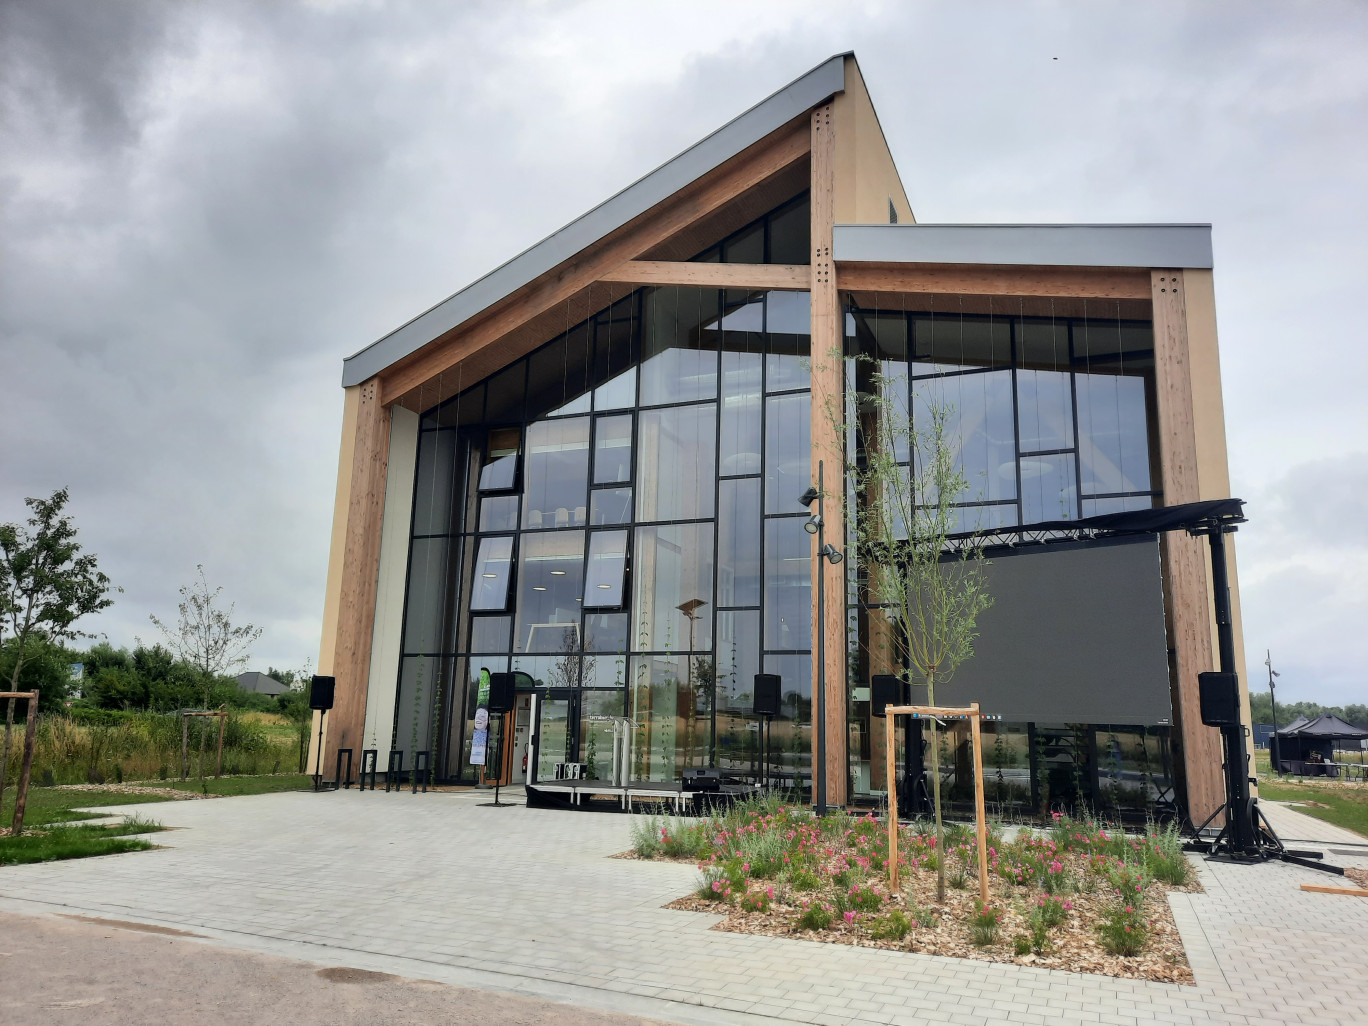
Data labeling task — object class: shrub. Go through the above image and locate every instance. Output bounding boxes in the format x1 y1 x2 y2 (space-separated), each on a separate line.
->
1098 901 1148 956
1012 933 1032 956
660 819 711 859
868 909 912 941
840 884 883 913
739 886 774 912
786 867 821 891
696 857 747 901
968 904 1001 947
796 900 835 931
1143 821 1190 886
630 816 663 858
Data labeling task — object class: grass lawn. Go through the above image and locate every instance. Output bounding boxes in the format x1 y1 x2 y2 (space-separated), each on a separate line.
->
0 774 313 828
1258 779 1368 839
0 815 165 866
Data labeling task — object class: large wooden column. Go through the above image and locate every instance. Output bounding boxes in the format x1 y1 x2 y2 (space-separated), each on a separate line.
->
322 377 392 780
1151 271 1223 822
810 102 848 807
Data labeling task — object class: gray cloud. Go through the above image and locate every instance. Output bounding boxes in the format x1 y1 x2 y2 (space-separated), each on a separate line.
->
2 2 1365 707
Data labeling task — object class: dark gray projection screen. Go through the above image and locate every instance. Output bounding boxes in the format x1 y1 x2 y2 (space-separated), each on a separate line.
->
933 536 1172 725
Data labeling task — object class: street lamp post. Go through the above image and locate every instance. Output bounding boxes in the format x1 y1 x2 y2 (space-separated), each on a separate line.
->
677 599 706 770
800 460 844 816
1265 650 1280 774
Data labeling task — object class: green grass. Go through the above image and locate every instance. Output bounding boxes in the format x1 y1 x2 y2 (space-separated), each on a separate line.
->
1259 779 1368 839
0 774 313 828
0 815 164 866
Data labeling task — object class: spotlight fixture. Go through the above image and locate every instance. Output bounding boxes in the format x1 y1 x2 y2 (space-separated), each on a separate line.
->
532 586 547 591
798 486 820 508
804 513 822 535
822 543 844 565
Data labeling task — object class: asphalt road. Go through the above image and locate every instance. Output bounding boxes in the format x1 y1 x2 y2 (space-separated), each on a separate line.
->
0 911 668 1026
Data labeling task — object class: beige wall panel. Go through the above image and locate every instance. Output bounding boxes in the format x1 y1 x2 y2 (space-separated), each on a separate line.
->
307 385 361 775
810 102 848 807
322 378 391 781
1152 271 1223 821
362 406 419 770
832 57 913 226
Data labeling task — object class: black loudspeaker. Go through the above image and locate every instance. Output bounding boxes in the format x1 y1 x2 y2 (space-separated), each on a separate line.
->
871 674 904 717
1198 671 1240 727
753 674 781 717
487 672 516 714
309 676 335 711
682 768 721 792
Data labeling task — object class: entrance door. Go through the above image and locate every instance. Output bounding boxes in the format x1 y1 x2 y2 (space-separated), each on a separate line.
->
509 693 533 784
536 690 577 782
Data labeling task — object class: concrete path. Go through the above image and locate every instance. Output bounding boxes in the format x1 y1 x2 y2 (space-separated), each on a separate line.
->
0 789 1365 1026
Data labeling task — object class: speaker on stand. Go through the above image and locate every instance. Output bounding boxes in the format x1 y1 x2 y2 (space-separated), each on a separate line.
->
309 675 336 792
485 672 517 807
753 674 781 791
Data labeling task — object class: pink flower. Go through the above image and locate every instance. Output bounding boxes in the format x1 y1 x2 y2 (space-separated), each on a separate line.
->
844 911 856 924
1063 901 1073 911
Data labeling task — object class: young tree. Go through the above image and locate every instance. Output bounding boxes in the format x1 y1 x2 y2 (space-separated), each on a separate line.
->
846 363 993 902
148 564 262 707
0 488 117 691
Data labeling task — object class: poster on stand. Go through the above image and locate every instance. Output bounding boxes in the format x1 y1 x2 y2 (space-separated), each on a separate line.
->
470 666 491 766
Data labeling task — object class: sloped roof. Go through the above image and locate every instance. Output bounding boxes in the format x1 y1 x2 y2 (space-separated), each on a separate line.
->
342 53 851 387
1276 713 1368 739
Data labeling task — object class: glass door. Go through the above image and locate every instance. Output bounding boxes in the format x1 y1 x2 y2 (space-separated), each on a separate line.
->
535 690 577 782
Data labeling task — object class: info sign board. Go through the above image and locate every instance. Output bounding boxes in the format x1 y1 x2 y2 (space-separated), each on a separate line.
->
470 667 491 766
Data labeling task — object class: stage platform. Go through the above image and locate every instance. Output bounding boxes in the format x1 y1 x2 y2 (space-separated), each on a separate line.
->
526 779 760 813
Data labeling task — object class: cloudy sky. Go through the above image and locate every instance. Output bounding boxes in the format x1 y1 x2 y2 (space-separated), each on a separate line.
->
2 1 1364 706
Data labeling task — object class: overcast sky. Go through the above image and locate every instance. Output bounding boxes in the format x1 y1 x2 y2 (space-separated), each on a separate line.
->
2 1 1364 707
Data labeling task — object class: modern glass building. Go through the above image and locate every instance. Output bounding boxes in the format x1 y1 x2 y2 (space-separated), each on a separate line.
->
314 53 1249 824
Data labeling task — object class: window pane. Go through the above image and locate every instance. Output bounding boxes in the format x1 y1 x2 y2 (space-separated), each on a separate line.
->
1082 493 1154 517
478 427 520 493
1020 453 1078 524
763 652 812 789
403 537 452 651
636 404 716 522
1016 369 1074 453
767 196 810 265
764 392 811 513
720 349 763 476
913 371 1016 502
522 418 589 529
593 414 633 485
514 531 584 653
468 616 510 652
590 487 632 525
583 530 628 609
527 324 592 420
592 300 637 410
912 315 1011 374
640 287 718 406
766 291 811 392
629 653 710 781
471 536 513 612
585 612 630 653
722 222 763 264
716 609 762 779
580 689 627 778
412 429 457 535
764 517 811 651
951 503 1020 534
718 478 762 606
1076 374 1152 494
479 495 519 532
633 523 713 652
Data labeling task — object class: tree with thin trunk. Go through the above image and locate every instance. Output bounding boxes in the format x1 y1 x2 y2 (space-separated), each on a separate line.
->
841 360 993 902
149 565 262 707
0 488 116 691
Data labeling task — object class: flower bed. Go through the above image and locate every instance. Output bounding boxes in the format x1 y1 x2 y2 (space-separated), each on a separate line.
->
629 798 1199 983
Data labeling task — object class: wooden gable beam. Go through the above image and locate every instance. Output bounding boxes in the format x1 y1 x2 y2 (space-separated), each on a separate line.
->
836 262 1152 300
598 260 809 290
380 117 811 408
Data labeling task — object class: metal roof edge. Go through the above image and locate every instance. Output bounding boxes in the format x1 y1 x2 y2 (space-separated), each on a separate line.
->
832 223 1214 270
341 53 848 387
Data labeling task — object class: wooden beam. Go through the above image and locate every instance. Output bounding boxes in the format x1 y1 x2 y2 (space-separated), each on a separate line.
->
379 117 811 407
809 101 847 809
836 262 1151 300
324 377 391 780
1151 270 1223 824
1301 884 1368 898
598 260 809 290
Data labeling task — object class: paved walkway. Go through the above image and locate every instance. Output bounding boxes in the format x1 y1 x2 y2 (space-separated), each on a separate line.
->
0 790 1365 1026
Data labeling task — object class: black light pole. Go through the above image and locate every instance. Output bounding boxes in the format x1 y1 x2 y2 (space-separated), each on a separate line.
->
1265 650 1280 773
801 461 843 817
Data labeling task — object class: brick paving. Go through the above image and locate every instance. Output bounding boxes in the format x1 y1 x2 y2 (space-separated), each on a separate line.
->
0 789 1364 1026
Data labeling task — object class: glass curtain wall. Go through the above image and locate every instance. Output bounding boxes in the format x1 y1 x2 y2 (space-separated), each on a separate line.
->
395 195 816 787
843 300 1168 818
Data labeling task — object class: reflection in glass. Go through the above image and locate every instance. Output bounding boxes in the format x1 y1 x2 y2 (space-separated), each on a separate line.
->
766 291 811 392
723 222 763 264
1019 452 1078 524
528 325 592 420
471 536 513 611
479 495 519 532
468 616 510 653
478 427 521 492
583 530 628 609
633 523 714 652
764 392 811 513
763 652 812 790
585 612 630 653
717 478 761 606
636 404 716 522
412 430 457 535
593 301 637 410
1082 494 1154 517
590 487 632 525
949 503 1020 534
394 655 442 756
913 372 1016 503
593 414 633 485
629 654 710 782
579 689 627 779
1016 369 1074 453
764 518 811 651
640 287 718 406
535 696 571 782
1077 374 1151 495
766 196 810 265
514 531 584 653
912 315 1011 374
715 610 762 779
403 537 451 652
522 418 589 529
720 350 763 476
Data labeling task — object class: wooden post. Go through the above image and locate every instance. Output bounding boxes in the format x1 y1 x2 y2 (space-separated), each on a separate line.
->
0 696 15 809
181 713 189 780
886 712 899 890
215 710 226 778
10 691 39 836
969 703 990 904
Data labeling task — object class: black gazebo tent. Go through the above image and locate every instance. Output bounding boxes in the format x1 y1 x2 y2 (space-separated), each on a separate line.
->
1274 714 1368 776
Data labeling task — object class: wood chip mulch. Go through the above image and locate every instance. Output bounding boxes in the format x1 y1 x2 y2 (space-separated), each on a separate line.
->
1344 867 1368 889
51 783 216 801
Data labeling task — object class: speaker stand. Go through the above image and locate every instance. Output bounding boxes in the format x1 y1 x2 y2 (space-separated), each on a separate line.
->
311 709 328 793
480 716 514 808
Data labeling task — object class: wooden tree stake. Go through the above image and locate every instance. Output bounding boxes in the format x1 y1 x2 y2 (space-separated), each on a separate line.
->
8 691 39 836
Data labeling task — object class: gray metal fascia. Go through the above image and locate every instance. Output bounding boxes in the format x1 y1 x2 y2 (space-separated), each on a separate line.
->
341 54 849 387
832 223 1213 270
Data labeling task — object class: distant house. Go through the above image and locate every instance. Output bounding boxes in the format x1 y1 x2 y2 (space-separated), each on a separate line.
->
236 672 289 697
